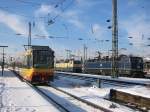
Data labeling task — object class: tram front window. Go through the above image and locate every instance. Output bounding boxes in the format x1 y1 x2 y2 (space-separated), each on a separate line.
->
33 50 51 68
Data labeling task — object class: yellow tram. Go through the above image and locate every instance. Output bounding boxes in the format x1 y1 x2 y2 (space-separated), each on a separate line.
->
17 46 54 83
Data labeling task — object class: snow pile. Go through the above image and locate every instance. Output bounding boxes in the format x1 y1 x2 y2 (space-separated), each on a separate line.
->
116 85 150 98
53 76 134 112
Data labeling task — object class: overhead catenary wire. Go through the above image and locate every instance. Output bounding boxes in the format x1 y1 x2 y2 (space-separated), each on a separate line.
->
0 0 102 44
0 6 45 22
0 6 32 19
0 0 74 26
47 0 74 24
14 0 64 7
0 0 61 21
14 0 67 12
15 0 41 6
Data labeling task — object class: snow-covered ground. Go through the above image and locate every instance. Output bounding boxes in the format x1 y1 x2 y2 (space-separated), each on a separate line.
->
68 72 150 99
52 76 136 112
55 72 150 111
0 69 60 112
38 86 103 112
1 68 148 112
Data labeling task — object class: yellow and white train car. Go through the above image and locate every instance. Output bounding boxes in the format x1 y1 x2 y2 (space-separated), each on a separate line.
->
55 59 82 73
15 46 54 84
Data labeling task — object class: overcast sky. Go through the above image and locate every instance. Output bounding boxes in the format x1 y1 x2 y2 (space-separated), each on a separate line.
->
0 0 150 59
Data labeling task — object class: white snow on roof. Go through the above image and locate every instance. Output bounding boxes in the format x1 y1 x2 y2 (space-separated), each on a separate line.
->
144 57 150 61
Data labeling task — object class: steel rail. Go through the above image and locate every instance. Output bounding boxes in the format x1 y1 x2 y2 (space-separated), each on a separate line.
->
10 69 113 112
49 84 113 112
10 69 70 112
56 71 150 86
54 72 146 111
56 73 136 87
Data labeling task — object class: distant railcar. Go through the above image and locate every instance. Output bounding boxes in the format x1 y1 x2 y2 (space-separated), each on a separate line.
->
14 46 54 84
144 60 150 77
84 56 144 78
55 60 82 73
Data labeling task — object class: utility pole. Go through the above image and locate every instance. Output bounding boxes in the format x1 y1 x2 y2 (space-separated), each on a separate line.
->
68 50 72 60
112 0 118 78
83 44 87 73
85 45 87 62
65 49 71 71
0 46 8 76
27 22 31 68
28 22 31 50
65 49 71 60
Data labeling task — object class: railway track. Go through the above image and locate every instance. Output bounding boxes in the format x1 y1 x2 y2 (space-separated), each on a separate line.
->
51 78 146 112
37 85 111 112
10 69 112 112
11 69 147 112
55 71 150 86
10 70 70 112
55 72 150 111
55 73 136 88
47 84 113 112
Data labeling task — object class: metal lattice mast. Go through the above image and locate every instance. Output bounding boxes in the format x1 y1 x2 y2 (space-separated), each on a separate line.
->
27 22 31 68
28 22 31 50
112 0 118 78
83 44 87 73
0 46 8 76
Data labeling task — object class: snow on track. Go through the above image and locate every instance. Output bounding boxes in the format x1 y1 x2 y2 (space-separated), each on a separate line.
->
38 86 103 112
0 69 60 112
52 76 135 112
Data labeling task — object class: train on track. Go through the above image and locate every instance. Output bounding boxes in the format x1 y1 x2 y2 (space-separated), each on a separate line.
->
11 45 54 84
55 55 145 78
55 59 82 73
143 59 150 78
84 55 145 78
